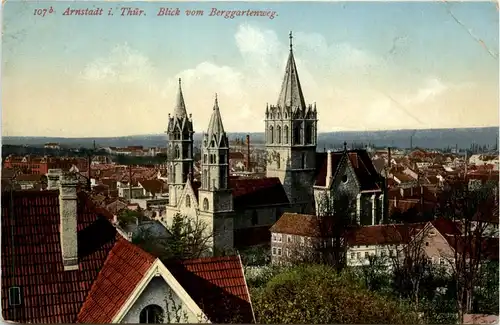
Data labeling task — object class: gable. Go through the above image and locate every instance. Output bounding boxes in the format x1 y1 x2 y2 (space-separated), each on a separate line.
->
112 259 209 323
330 154 360 195
120 277 202 323
178 181 200 215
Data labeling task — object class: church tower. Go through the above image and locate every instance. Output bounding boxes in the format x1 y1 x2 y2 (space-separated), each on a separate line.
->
167 78 194 207
265 32 318 214
198 94 234 255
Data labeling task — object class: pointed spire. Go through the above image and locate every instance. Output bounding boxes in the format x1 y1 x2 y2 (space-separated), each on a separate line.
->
207 93 225 137
174 78 188 118
289 31 293 51
277 32 306 111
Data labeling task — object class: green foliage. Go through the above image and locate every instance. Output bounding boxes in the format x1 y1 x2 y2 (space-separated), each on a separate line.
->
251 264 420 324
133 213 212 261
117 208 143 228
473 261 499 315
239 245 271 267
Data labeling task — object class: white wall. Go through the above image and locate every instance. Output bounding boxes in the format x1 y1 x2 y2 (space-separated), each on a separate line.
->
121 277 199 324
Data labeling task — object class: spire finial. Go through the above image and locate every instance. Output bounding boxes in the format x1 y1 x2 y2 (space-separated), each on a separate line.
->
178 78 181 87
289 31 293 51
343 141 347 151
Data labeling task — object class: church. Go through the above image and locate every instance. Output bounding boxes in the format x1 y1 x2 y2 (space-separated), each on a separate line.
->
162 32 385 254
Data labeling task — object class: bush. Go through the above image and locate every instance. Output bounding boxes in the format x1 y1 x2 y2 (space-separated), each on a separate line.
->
251 264 420 324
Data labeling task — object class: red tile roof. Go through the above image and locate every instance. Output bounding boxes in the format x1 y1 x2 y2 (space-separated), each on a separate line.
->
166 256 254 323
315 150 382 190
1 190 118 323
346 223 425 246
270 213 336 237
77 238 156 323
229 177 289 208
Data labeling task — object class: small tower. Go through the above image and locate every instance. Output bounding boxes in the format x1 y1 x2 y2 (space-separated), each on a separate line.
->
166 78 194 207
265 31 318 213
198 94 234 255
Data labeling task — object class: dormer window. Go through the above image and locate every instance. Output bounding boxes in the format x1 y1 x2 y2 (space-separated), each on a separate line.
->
8 287 21 306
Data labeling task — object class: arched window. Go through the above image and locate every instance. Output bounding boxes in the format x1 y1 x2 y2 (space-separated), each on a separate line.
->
203 198 209 210
251 210 258 226
203 173 208 188
139 305 164 324
293 125 300 145
269 126 274 143
301 153 306 169
203 154 207 164
277 126 282 144
284 125 289 144
174 145 180 159
305 124 312 144
186 195 191 207
276 153 281 169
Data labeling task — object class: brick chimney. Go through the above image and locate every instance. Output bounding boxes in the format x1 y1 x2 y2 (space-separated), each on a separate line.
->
246 134 251 171
59 172 79 271
47 169 62 190
326 150 333 187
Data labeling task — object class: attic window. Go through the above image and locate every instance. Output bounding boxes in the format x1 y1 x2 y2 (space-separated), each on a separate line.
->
342 175 348 183
8 287 21 306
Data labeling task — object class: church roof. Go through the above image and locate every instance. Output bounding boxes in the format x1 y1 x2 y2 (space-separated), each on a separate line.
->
174 78 188 119
229 177 290 209
206 94 226 141
315 149 383 191
276 32 306 111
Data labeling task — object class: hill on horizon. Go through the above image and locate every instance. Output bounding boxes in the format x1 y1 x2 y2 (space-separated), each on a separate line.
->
2 127 498 150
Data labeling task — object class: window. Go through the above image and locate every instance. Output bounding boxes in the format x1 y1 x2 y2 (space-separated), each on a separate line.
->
364 252 369 258
284 125 289 144
277 126 282 144
277 248 282 256
287 235 292 243
425 242 429 246
301 237 305 244
203 198 209 210
251 210 258 226
272 247 277 255
269 126 274 143
305 123 312 144
276 234 282 242
389 250 394 257
350 252 355 259
276 153 280 169
301 153 305 169
286 248 291 257
174 145 180 159
8 287 21 306
342 174 348 183
140 304 164 324
203 154 207 163
356 252 361 259
272 234 277 242
186 195 191 208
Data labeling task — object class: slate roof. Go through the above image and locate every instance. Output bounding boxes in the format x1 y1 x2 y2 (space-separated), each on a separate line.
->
166 256 254 324
315 150 382 191
229 177 289 209
1 190 119 323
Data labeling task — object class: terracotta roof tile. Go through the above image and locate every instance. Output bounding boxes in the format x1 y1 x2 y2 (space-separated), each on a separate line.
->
347 223 425 246
270 213 334 237
77 238 155 323
1 190 118 323
166 256 254 323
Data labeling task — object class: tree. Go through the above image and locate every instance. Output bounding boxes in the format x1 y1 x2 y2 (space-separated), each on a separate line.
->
437 179 499 323
251 264 420 324
117 208 143 228
133 213 213 261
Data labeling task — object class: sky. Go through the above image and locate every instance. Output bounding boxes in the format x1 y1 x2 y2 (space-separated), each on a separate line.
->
1 1 499 137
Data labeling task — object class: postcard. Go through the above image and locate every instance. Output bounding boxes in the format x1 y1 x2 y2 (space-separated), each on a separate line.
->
1 1 499 324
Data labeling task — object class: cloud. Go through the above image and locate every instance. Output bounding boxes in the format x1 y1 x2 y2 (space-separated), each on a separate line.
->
81 43 154 83
10 23 490 137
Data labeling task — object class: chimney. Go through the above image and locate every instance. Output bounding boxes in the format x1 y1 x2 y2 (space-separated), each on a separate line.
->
47 169 62 190
246 134 251 171
59 172 79 271
326 150 333 187
387 147 392 172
